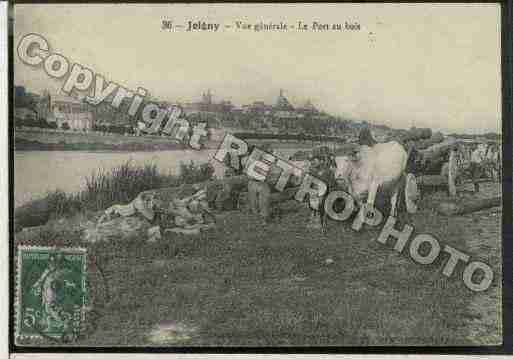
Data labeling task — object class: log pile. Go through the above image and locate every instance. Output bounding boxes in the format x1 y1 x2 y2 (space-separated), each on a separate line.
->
437 197 501 216
398 127 432 142
406 137 458 177
418 138 458 164
414 131 445 150
387 127 445 151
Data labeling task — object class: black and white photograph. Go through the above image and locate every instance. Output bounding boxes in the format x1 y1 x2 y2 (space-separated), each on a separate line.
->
10 2 505 349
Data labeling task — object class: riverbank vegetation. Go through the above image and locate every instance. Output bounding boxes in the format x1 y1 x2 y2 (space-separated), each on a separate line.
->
18 161 215 225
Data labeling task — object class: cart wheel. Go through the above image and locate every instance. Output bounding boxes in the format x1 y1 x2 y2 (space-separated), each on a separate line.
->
405 173 420 213
447 149 458 197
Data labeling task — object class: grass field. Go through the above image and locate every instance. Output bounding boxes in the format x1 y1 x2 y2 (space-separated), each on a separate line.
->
14 178 502 346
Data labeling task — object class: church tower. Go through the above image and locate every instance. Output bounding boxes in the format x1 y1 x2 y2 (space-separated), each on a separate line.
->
202 89 212 105
275 89 294 111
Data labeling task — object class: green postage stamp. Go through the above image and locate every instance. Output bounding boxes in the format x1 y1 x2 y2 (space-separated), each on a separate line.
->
15 246 87 342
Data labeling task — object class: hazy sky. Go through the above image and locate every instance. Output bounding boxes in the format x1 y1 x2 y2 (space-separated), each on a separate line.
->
14 3 501 134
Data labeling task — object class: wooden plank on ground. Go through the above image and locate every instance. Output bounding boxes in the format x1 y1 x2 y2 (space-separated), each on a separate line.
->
418 175 447 187
437 197 501 216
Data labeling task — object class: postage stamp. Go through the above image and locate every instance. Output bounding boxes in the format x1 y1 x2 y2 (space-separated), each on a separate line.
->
15 246 87 342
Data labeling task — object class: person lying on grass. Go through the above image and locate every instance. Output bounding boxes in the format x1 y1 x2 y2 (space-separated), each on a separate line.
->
97 189 215 235
165 194 215 235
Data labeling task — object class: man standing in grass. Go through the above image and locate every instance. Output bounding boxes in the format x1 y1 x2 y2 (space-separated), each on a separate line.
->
248 143 273 223
307 148 336 230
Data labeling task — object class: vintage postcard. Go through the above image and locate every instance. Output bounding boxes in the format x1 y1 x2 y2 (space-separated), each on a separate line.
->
11 3 503 348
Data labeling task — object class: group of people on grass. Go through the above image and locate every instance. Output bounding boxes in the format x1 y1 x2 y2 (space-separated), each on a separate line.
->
224 142 338 225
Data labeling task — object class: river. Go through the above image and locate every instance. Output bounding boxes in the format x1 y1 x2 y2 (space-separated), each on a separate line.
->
14 149 302 207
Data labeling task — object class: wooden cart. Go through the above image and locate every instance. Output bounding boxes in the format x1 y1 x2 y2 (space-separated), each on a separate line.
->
404 140 460 213
404 139 500 213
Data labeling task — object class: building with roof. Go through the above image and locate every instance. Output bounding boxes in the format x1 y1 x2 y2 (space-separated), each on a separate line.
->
275 89 295 111
182 89 234 114
181 89 322 126
44 94 95 130
296 99 319 114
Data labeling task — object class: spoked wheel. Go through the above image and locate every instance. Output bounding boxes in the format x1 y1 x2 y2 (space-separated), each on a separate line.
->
441 148 459 197
447 149 459 197
405 173 420 214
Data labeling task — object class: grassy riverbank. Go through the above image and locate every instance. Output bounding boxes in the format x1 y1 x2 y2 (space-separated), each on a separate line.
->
15 137 192 151
15 128 327 152
13 163 502 346
14 161 215 230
